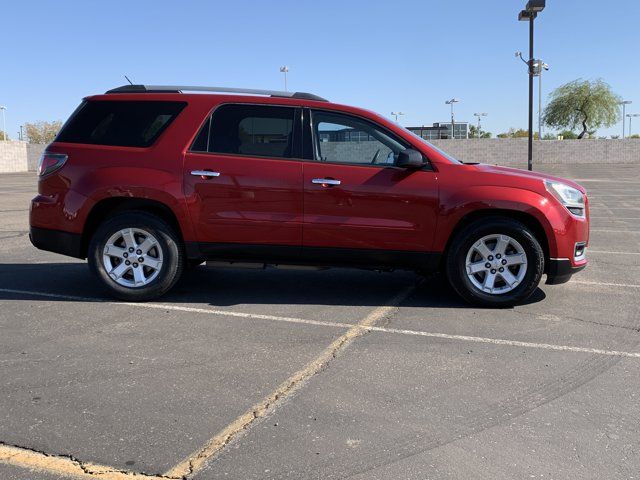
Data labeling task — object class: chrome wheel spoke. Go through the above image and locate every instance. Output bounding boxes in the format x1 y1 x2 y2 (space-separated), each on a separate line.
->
474 241 493 260
499 269 518 287
504 253 526 266
132 267 146 286
494 235 510 256
483 272 497 291
104 245 127 257
122 228 138 249
143 257 162 271
467 261 486 274
109 262 130 280
138 237 157 254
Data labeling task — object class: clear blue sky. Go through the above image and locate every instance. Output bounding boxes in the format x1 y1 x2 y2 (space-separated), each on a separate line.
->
2 0 639 139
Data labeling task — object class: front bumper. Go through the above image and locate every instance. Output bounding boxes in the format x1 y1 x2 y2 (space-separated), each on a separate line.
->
30 226 84 259
545 258 587 285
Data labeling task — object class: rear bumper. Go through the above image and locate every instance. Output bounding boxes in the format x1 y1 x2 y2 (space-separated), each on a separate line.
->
29 226 84 259
545 258 587 285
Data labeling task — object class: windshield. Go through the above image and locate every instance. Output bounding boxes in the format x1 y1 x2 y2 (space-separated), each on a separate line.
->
405 129 463 164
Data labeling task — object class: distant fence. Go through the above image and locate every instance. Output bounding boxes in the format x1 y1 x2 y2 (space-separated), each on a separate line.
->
429 139 640 165
0 142 46 173
1 139 639 173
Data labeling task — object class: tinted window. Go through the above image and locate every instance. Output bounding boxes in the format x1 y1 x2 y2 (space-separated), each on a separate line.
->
56 100 186 147
312 111 406 166
201 105 295 158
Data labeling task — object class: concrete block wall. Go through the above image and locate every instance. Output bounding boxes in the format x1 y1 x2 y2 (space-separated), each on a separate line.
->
1 139 639 173
429 139 640 165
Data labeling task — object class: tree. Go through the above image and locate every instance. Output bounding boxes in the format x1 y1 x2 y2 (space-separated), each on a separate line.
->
24 121 63 144
468 124 492 138
543 79 620 139
0 130 9 141
497 128 538 139
558 130 578 139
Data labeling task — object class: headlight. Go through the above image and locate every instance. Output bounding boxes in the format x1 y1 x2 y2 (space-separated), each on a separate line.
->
544 180 585 218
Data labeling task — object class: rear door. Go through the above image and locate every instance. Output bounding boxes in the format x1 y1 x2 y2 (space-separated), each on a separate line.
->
183 104 303 251
302 109 439 259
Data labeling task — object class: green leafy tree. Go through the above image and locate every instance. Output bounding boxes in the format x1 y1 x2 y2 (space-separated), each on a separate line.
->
468 125 492 138
497 128 538 139
630 134 640 139
543 79 620 139
0 130 9 141
25 121 63 144
558 130 578 139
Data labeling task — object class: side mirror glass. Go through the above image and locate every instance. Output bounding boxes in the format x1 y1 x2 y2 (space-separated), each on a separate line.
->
396 148 424 168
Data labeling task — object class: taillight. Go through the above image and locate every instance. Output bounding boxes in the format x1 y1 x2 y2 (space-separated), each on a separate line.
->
38 153 68 177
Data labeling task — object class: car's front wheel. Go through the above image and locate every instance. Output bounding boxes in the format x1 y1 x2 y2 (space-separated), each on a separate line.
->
88 211 184 301
445 217 544 307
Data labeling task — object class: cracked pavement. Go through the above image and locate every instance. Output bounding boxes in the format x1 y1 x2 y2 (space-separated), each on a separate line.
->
1 164 640 479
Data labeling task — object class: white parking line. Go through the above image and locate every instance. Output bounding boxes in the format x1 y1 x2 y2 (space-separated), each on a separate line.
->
1 287 639 359
590 229 640 234
571 280 640 289
589 250 640 255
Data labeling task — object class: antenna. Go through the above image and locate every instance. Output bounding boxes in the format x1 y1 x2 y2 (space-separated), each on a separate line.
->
124 75 134 85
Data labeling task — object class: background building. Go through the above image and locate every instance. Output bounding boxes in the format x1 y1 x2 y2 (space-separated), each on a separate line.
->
407 122 469 140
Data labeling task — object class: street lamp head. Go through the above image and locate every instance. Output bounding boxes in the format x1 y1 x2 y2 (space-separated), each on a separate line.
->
620 100 633 105
279 66 289 73
474 112 488 117
526 0 545 12
627 114 640 118
445 98 459 105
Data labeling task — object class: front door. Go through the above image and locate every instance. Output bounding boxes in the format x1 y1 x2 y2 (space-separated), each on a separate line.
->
183 104 303 251
303 109 439 260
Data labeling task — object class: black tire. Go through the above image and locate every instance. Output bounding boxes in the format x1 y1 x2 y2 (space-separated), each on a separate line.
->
445 217 544 307
88 211 184 301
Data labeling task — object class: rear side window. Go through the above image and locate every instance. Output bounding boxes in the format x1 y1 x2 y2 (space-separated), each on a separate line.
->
191 104 295 158
56 100 186 147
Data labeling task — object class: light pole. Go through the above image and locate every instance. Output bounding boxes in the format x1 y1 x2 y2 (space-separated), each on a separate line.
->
535 60 549 140
473 113 488 138
518 0 546 170
627 114 640 137
620 101 632 138
0 106 6 141
279 66 289 91
445 98 459 139
391 111 405 123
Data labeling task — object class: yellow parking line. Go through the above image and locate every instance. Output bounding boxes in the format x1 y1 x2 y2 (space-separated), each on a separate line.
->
163 285 417 478
0 444 172 480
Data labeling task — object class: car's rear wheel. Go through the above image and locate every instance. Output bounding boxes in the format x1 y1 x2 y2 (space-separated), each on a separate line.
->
88 211 184 301
446 217 544 307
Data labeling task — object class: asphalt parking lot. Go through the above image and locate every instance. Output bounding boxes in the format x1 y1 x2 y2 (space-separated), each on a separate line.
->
1 163 639 480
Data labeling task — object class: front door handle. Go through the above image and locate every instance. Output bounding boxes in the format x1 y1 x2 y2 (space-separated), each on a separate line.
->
191 170 221 178
311 178 341 186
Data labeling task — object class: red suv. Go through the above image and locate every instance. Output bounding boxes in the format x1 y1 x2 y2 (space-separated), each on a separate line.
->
30 85 589 306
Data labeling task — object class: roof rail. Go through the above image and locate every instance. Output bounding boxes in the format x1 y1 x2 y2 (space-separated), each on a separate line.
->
105 85 328 102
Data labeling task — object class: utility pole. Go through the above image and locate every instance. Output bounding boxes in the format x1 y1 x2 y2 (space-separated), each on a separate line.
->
445 98 459 139
279 66 289 91
518 0 546 170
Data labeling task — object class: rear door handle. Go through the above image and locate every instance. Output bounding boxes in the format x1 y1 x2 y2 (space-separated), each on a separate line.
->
311 178 341 186
191 170 221 178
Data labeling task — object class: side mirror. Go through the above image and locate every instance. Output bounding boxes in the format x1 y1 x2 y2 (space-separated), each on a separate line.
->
396 148 424 168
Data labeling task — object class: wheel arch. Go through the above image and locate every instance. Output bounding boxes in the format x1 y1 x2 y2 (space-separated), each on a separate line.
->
81 197 183 258
440 209 551 273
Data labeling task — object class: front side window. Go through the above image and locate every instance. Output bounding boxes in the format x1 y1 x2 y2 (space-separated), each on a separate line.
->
56 100 186 147
312 110 406 166
193 104 296 158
